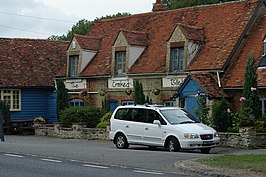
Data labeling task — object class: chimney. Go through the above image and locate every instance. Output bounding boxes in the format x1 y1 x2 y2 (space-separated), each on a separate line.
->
152 0 167 12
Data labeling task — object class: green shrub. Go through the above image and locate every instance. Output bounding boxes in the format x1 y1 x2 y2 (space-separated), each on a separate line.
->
0 100 11 125
59 106 104 128
211 93 232 132
96 112 112 128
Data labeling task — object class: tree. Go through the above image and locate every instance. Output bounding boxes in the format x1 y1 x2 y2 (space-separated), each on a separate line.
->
162 0 237 9
239 54 260 126
134 80 145 104
56 79 68 117
48 13 130 41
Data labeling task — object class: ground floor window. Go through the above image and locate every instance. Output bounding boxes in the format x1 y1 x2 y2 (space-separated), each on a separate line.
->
164 100 174 107
69 99 85 107
122 100 134 106
0 89 21 111
260 98 266 116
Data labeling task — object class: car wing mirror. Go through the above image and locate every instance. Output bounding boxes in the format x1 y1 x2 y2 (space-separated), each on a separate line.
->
153 120 161 127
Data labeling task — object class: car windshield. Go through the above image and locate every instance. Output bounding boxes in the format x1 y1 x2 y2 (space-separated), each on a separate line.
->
160 109 199 125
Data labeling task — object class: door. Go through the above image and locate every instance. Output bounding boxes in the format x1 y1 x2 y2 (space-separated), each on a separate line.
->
185 96 200 121
109 100 118 112
143 110 164 146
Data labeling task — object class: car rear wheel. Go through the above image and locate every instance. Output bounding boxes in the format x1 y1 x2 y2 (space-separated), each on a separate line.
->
114 133 129 149
167 137 180 152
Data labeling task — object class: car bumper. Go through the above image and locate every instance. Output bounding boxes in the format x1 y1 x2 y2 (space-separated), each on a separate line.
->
180 138 220 149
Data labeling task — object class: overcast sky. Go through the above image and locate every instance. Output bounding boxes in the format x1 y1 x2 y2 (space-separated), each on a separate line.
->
0 0 155 39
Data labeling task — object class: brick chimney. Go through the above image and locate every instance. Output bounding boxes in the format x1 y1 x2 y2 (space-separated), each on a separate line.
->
152 0 167 12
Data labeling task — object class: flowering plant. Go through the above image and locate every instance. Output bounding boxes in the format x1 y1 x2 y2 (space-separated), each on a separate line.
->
33 116 46 123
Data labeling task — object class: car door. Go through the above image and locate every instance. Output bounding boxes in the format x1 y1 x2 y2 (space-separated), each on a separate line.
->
143 110 164 146
123 108 145 143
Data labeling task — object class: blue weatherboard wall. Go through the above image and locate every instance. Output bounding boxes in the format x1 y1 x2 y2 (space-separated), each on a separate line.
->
11 88 57 123
178 78 207 119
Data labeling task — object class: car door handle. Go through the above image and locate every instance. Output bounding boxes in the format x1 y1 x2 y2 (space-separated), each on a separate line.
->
145 128 149 130
125 125 129 128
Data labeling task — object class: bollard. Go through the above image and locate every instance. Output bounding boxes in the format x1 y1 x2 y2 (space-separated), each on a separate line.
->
0 110 5 142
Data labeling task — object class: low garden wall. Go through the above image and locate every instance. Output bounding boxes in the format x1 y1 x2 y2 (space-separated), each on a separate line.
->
34 123 109 140
34 124 266 148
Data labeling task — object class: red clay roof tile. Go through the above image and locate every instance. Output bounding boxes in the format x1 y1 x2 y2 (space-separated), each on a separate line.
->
69 1 260 77
73 34 101 51
222 15 266 88
0 38 68 87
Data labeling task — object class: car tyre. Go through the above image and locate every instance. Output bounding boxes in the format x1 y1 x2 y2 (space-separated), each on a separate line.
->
200 148 211 154
167 137 180 152
115 133 129 149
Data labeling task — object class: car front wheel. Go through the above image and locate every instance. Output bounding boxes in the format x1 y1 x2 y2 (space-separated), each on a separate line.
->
167 137 180 152
114 133 129 149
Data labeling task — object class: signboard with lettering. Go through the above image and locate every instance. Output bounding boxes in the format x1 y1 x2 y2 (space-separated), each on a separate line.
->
108 78 134 89
64 79 87 90
162 76 185 88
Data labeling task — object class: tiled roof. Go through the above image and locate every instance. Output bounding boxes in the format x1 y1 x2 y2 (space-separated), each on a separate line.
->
190 72 227 98
222 14 266 88
0 38 68 88
177 24 205 42
77 0 260 77
74 34 101 51
121 30 149 46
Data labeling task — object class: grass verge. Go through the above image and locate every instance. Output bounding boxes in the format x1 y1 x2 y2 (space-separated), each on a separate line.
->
197 154 266 174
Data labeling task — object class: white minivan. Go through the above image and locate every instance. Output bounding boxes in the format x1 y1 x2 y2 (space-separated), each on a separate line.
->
109 105 220 153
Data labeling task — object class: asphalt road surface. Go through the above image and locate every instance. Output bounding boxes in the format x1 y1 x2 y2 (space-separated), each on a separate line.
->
0 135 254 177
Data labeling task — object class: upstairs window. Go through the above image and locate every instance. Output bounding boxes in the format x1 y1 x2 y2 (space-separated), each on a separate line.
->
0 89 21 111
170 47 184 72
68 55 79 77
115 51 126 76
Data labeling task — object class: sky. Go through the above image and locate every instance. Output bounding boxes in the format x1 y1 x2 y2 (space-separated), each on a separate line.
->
0 0 155 39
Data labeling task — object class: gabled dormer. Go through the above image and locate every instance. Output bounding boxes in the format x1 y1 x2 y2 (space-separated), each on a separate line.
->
112 30 148 77
67 34 101 78
166 23 205 73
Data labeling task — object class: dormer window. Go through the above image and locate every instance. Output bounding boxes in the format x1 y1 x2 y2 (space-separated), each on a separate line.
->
68 55 79 77
115 51 126 76
170 47 184 72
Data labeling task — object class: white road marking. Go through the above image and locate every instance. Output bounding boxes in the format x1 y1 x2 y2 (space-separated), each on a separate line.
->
83 164 109 169
133 170 164 175
41 158 62 163
4 154 23 158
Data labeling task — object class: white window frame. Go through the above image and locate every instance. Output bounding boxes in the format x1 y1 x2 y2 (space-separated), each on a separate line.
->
68 55 79 77
164 100 174 107
260 98 266 116
122 100 134 106
115 51 126 76
0 89 21 111
170 47 184 72
68 98 85 107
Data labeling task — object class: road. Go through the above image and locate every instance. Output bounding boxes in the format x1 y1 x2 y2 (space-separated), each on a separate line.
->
0 135 251 177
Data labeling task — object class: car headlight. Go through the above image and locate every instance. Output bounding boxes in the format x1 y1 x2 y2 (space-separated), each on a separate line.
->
184 133 199 139
214 132 219 137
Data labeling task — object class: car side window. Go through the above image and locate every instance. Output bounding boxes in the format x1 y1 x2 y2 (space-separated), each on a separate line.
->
130 108 145 123
146 110 166 125
114 108 131 120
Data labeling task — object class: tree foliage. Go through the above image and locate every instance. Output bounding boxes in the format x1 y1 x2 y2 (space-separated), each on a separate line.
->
134 80 145 105
162 0 238 9
48 13 130 41
239 54 260 126
195 93 210 125
211 93 231 132
56 79 68 117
